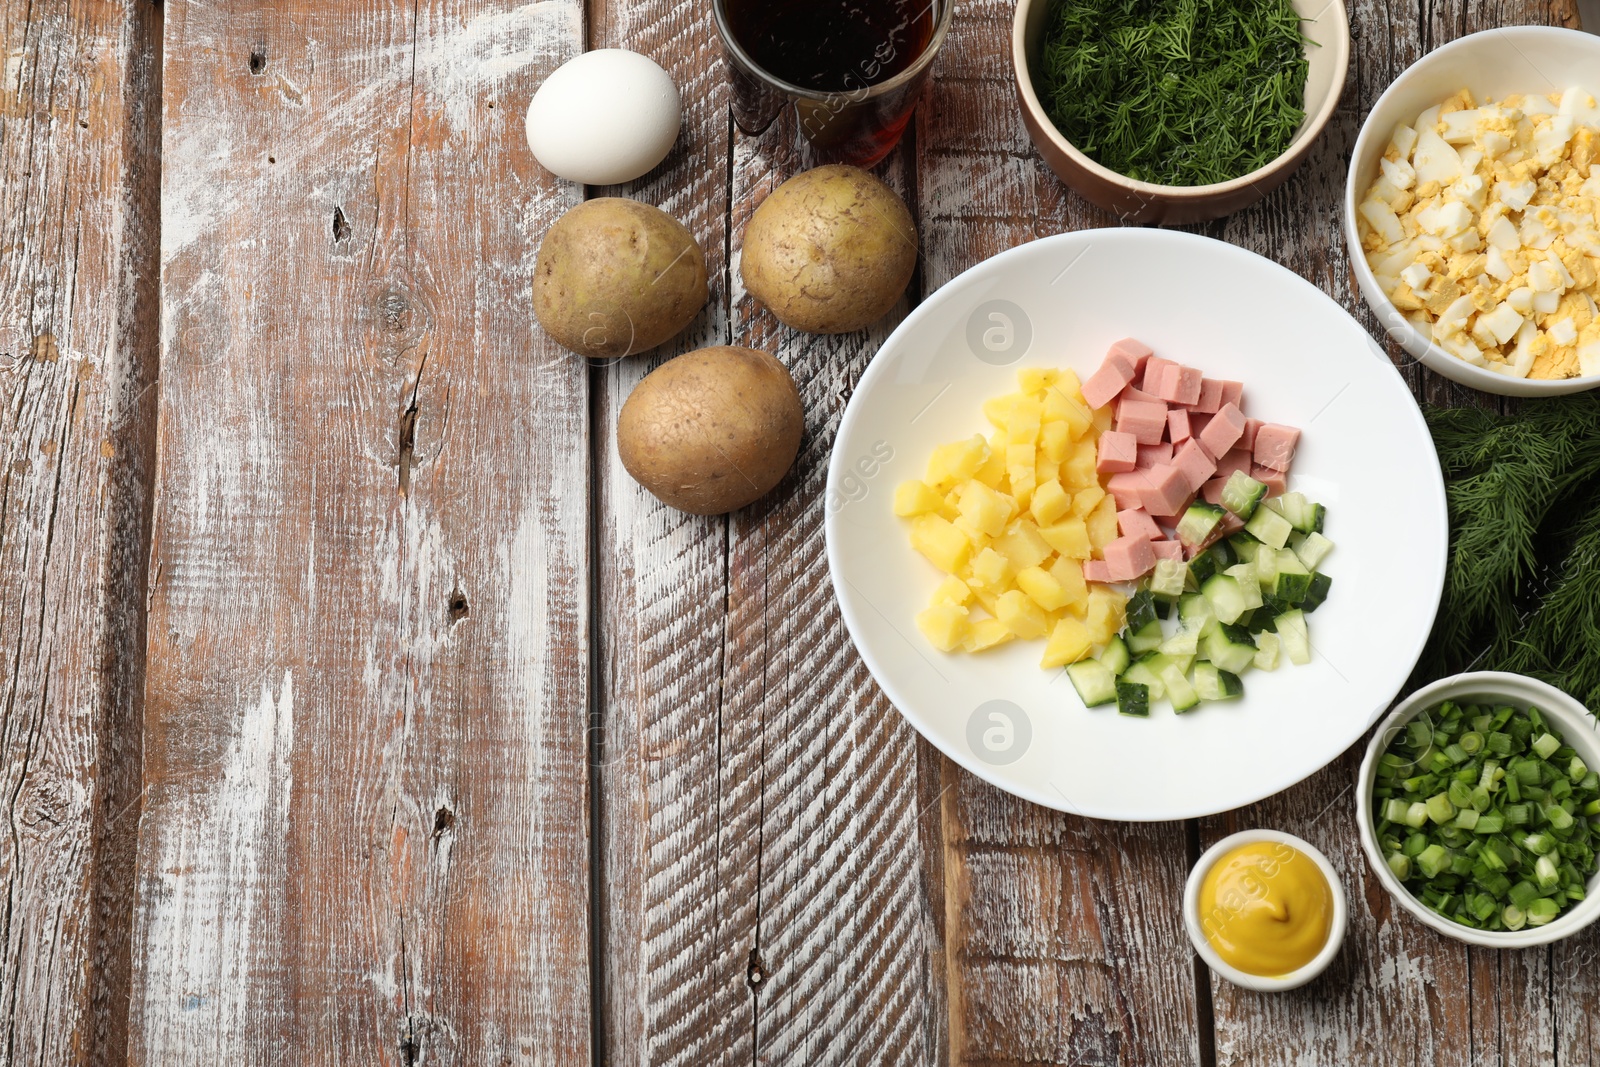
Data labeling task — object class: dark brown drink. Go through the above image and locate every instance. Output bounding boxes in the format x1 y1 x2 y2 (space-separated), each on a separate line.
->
714 0 946 167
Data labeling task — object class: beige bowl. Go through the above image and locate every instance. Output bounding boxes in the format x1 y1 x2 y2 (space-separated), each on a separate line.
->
1012 0 1349 224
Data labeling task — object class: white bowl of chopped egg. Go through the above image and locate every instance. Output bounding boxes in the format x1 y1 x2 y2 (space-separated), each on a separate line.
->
1345 27 1600 394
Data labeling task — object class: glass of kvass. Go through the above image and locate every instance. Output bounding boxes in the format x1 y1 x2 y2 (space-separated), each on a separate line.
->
713 0 952 167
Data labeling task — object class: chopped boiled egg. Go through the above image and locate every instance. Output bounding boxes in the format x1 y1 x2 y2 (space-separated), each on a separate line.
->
1358 84 1600 379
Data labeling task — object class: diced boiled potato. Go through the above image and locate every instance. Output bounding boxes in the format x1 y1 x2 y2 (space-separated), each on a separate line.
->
992 520 1053 571
1061 439 1098 487
1039 421 1071 462
1034 456 1060 488
1072 486 1106 518
963 617 1014 653
1085 495 1120 550
927 435 990 488
968 546 1014 590
1005 443 1037 505
1006 395 1044 444
1042 388 1093 439
1091 405 1113 434
910 515 972 574
1084 587 1127 645
930 576 973 606
970 586 999 616
1040 615 1094 668
916 603 970 652
996 590 1050 640
1017 368 1059 395
1030 479 1072 526
894 480 946 517
956 480 1014 537
1047 555 1088 608
973 440 1006 488
1038 517 1092 559
1016 565 1069 612
983 392 1027 430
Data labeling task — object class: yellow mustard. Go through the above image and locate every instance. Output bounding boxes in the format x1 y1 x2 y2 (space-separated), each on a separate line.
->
1197 840 1332 977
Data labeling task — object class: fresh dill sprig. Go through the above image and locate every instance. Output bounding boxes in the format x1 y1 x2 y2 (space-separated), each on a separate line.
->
1419 395 1600 713
1035 0 1310 187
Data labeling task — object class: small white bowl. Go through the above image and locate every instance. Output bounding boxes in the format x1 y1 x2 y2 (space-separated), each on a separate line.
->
1357 671 1600 947
1183 829 1348 992
1343 26 1600 396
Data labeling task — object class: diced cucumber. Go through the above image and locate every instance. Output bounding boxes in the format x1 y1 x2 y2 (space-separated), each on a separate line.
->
1126 617 1165 654
1253 631 1282 670
1121 659 1166 701
1116 681 1151 717
1161 664 1201 712
1254 541 1279 591
1187 543 1234 585
1223 563 1264 610
1178 593 1215 633
1193 662 1244 701
1098 635 1131 675
1125 589 1159 633
1203 623 1258 674
1248 603 1281 634
1177 503 1228 549
1228 535 1262 563
1220 470 1269 519
1302 572 1332 613
1273 548 1313 604
1201 574 1248 625
1245 503 1294 550
1277 609 1311 665
1159 628 1200 657
1149 557 1187 599
1275 492 1326 533
1067 660 1119 707
1293 530 1335 570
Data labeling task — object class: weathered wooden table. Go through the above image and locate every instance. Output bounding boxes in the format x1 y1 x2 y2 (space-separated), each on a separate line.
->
5 0 1599 1063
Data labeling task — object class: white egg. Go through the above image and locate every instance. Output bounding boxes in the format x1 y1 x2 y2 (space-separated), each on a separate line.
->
525 49 681 186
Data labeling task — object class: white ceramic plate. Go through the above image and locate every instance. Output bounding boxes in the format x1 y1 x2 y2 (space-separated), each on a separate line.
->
825 229 1448 821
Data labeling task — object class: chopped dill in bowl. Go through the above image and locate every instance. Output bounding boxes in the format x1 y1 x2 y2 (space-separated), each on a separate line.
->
1035 0 1311 187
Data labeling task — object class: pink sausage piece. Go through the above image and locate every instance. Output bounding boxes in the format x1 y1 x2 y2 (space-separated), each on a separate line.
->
1106 338 1154 379
1214 447 1254 483
1239 417 1264 452
1141 356 1174 394
1106 471 1154 511
1169 408 1193 445
1120 386 1164 405
1115 398 1169 446
1172 439 1218 494
1081 358 1136 410
1082 560 1113 584
1137 442 1174 470
1253 465 1289 497
1254 423 1300 472
1150 539 1185 562
1139 464 1193 517
1154 364 1203 406
1117 508 1164 542
1101 535 1158 582
1198 402 1247 459
1219 380 1245 410
1200 476 1229 505
1191 378 1225 414
1096 430 1139 474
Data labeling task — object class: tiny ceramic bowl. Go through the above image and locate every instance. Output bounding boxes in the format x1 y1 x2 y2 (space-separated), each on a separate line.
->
1344 26 1600 396
1183 828 1349 992
1012 0 1349 225
1357 671 1600 947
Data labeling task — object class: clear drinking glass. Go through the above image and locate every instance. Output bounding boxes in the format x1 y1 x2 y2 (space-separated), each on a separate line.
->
713 0 953 168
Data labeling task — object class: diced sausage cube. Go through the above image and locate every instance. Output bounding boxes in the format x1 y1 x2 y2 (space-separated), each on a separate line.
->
1096 430 1139 474
1254 423 1300 472
1214 447 1254 483
1121 386 1162 404
1139 464 1192 517
1117 508 1163 542
1150 539 1185 562
1101 535 1157 582
1172 439 1218 494
1168 408 1193 444
1154 364 1203 406
1140 356 1174 393
1136 442 1173 470
1082 560 1113 584
1105 338 1154 378
1106 471 1153 510
1192 378 1225 414
1219 380 1245 410
1253 465 1288 496
1115 398 1169 446
1239 417 1263 451
1198 402 1247 459
1081 357 1136 410
1200 475 1229 505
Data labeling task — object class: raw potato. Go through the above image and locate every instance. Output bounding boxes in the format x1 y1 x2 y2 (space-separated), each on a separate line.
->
617 346 804 515
741 165 917 334
533 198 708 359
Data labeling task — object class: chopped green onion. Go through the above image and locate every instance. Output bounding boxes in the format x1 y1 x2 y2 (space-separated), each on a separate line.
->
1417 844 1451 879
1527 898 1562 926
1387 853 1412 880
1503 904 1527 930
1534 733 1562 759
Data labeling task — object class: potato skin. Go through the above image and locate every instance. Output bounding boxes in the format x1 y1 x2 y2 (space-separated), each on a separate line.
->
740 165 917 335
533 198 708 359
617 346 804 515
